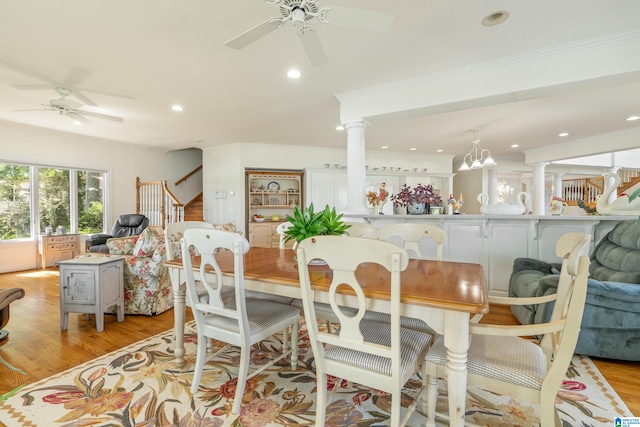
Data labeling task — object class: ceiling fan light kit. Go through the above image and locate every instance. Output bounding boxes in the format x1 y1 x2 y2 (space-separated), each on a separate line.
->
225 0 394 67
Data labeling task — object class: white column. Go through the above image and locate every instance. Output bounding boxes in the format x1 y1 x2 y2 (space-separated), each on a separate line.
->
344 119 369 214
553 173 564 199
487 168 498 205
531 162 548 215
605 167 621 204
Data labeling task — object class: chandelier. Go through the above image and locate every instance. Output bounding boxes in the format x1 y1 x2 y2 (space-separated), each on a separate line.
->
497 179 514 202
458 128 497 171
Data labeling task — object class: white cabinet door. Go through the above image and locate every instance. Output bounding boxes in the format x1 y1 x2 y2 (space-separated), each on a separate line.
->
486 220 535 296
306 170 348 211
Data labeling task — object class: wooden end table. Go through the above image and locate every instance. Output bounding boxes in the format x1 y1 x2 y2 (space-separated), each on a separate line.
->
57 256 125 332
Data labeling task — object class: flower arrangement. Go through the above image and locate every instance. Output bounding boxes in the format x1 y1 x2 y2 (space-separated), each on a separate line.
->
391 183 442 207
367 182 389 207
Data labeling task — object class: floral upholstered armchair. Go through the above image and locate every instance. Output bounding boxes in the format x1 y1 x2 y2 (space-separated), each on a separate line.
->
105 227 172 315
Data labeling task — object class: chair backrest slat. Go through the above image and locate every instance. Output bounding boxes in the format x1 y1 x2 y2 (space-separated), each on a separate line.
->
378 223 445 260
297 236 408 365
182 229 250 332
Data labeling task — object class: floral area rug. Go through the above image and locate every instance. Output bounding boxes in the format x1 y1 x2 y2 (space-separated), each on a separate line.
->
0 321 632 427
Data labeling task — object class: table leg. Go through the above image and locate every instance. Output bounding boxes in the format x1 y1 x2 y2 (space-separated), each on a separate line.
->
96 309 104 332
443 310 470 427
170 268 187 368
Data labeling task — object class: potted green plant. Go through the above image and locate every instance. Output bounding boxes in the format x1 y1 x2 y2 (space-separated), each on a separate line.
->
283 203 351 245
391 183 442 214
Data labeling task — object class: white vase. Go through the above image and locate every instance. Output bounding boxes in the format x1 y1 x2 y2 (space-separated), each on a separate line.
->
394 205 407 215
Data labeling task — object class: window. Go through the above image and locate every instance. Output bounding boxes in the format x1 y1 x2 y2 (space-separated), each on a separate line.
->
0 162 105 240
0 164 31 239
78 170 104 234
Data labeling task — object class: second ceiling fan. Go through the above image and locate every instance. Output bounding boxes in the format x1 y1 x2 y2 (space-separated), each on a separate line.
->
225 0 394 67
15 87 123 125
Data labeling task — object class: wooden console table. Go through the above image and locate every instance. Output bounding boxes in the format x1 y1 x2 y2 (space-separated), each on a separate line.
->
38 234 80 269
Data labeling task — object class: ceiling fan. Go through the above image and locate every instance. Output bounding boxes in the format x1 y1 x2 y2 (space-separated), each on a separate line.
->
225 0 394 67
0 59 135 107
14 87 124 125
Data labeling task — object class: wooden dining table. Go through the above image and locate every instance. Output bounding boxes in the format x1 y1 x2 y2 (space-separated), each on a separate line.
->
165 246 488 427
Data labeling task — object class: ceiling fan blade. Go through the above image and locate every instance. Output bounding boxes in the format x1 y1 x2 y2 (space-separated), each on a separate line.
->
78 110 124 123
225 18 282 49
299 27 328 67
12 108 51 112
11 83 54 91
322 6 394 31
65 89 98 107
64 66 92 86
0 59 54 84
67 112 92 125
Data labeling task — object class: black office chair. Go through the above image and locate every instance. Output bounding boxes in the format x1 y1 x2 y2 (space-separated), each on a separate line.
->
87 214 149 253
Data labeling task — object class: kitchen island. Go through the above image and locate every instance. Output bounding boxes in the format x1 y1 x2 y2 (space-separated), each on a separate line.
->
342 213 635 295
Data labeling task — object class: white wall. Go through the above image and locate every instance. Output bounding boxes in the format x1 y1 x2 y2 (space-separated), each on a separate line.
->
0 121 201 273
453 169 483 214
202 143 453 236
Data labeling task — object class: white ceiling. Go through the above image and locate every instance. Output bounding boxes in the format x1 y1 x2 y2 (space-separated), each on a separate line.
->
1 0 640 165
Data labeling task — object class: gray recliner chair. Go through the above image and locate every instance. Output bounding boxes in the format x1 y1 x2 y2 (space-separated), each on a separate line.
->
87 214 149 253
509 218 640 361
0 288 25 341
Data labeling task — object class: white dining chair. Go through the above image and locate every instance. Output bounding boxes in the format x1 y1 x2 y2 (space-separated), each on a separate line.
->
276 221 293 249
165 221 223 298
424 232 591 427
378 223 445 259
362 223 446 333
297 236 434 427
182 229 299 415
344 221 379 239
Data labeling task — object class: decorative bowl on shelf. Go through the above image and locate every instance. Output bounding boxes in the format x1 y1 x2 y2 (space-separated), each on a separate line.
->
254 216 265 222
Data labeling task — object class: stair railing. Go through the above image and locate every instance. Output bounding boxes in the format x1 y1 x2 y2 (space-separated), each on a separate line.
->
136 177 184 228
562 178 602 205
175 165 202 186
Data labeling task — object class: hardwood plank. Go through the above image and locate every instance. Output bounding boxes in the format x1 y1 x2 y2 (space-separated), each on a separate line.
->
0 268 192 395
0 268 637 417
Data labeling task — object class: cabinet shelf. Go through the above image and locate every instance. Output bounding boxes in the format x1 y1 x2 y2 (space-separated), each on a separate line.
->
247 170 303 247
250 205 294 209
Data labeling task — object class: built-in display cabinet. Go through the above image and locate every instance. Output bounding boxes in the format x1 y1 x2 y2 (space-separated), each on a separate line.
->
246 170 303 248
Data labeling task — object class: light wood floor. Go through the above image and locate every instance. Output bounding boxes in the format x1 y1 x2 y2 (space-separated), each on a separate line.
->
0 268 638 416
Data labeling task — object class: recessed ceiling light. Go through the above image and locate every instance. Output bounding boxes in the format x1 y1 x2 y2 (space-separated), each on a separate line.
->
558 132 569 137
436 149 443 153
626 115 640 121
287 69 301 79
482 11 509 27
335 125 344 131
381 145 388 149
511 144 519 148
171 105 183 112
73 121 83 126
410 147 417 151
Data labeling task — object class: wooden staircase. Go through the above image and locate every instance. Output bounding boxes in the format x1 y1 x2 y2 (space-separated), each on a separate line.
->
183 192 203 221
562 169 640 206
136 166 203 228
